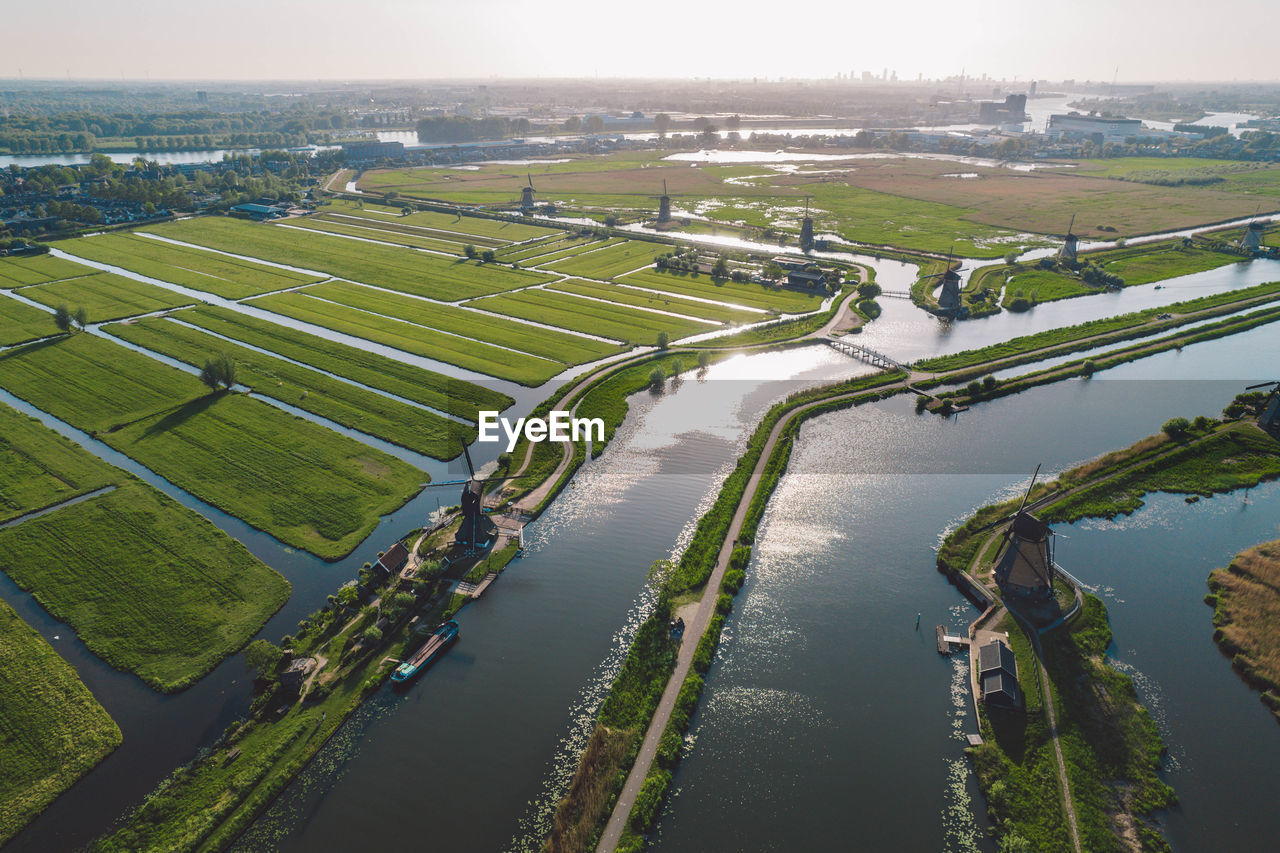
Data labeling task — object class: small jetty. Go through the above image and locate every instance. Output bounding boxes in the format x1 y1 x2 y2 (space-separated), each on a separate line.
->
455 572 499 599
936 625 970 654
391 620 459 685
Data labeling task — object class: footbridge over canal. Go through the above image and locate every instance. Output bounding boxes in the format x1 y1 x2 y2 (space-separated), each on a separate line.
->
827 338 908 372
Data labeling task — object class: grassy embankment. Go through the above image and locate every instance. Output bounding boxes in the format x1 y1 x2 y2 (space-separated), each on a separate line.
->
517 238 621 265
967 238 1245 311
323 197 561 242
543 241 667 279
61 233 323 299
548 279 761 325
0 402 289 691
303 279 625 363
0 599 122 847
283 215 472 254
1206 539 1280 722
946 419 1280 852
620 268 823 313
245 289 566 386
104 317 472 458
171 304 511 420
471 288 710 346
0 293 62 346
914 280 1280 375
0 253 96 288
544 371 905 852
143 216 555 301
20 272 193 322
0 333 422 559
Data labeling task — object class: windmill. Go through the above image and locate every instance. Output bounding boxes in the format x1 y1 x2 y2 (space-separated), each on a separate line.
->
421 440 531 557
648 179 674 224
919 248 970 315
1240 208 1265 253
1059 213 1079 266
1244 380 1280 431
520 173 536 213
799 196 815 252
973 465 1056 599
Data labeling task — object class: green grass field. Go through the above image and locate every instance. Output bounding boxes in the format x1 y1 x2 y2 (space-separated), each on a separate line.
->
548 278 762 324
144 217 552 301
0 599 121 847
0 482 290 692
104 316 471 458
0 294 59 346
325 198 560 242
246 290 563 385
619 268 823 313
21 272 193 322
496 235 607 262
543 240 666 279
59 233 322 300
0 254 96 288
302 280 624 363
170 305 511 420
1001 268 1097 308
0 333 423 558
0 403 116 523
286 215 468 255
472 287 712 344
1095 240 1244 285
519 237 621 265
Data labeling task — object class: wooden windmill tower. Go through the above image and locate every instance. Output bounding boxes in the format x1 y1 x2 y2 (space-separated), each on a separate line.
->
1059 213 1079 266
977 466 1057 599
422 441 530 557
919 249 969 316
520 174 536 213
1240 210 1265 252
650 179 673 224
800 196 815 251
1245 380 1280 432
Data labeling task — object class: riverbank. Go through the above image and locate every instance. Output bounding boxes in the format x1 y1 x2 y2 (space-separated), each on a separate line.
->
1206 539 1280 723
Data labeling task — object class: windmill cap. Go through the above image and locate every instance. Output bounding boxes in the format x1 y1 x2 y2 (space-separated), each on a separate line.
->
1011 511 1049 539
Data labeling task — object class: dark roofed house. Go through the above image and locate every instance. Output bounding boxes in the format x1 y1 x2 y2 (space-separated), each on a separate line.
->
786 269 827 290
977 638 1022 710
378 541 410 575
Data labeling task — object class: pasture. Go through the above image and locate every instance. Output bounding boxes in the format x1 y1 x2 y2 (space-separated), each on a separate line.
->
22 272 193 322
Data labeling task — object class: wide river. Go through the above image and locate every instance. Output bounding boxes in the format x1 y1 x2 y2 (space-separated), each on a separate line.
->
2 254 1278 850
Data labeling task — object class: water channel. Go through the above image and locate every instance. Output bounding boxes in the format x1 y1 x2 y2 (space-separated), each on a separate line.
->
2 246 1277 849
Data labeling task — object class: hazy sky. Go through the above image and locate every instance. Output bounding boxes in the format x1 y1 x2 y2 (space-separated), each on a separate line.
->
6 0 1276 83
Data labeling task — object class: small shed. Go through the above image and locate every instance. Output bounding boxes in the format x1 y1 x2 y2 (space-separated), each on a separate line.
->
977 639 1022 710
378 541 410 574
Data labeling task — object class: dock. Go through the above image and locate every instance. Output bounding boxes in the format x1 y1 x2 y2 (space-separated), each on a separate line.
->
455 572 499 599
936 625 971 654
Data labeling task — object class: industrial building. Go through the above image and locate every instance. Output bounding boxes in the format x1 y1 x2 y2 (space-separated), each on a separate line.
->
341 140 406 163
1046 113 1144 144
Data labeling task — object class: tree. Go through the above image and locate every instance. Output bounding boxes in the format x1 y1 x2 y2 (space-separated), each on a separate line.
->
669 358 683 380
711 255 729 279
584 116 605 134
697 351 711 371
362 625 383 644
464 244 478 259
497 452 512 471
982 374 996 391
53 304 73 333
72 306 88 331
654 113 671 137
1004 250 1020 266
200 352 237 391
244 639 283 680
656 331 670 350
648 366 666 392
481 249 496 263
857 281 881 299
1162 416 1191 437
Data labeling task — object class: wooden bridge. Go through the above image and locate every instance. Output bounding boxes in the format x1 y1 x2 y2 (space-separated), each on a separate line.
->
879 289 912 300
827 339 907 371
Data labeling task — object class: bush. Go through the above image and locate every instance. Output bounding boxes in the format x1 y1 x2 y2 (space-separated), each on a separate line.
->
1162 416 1192 437
648 366 665 392
982 374 996 391
857 281 881 299
915 395 930 413
656 331 670 350
966 380 982 398
629 769 672 832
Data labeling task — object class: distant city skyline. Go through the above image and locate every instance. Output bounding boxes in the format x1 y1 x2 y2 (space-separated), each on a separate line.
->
6 0 1277 83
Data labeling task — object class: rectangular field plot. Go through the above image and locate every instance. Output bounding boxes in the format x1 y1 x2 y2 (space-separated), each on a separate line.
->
0 599 121 847
548 278 763 324
619 269 824 313
0 294 58 346
21 272 193 322
0 481 289 692
0 254 96 288
286 215 468 255
0 402 116 523
300 280 624 363
106 316 471 459
325 198 560 242
171 305 511 419
247 290 564 385
60 233 322 299
471 287 712 345
145 217 553 300
496 235 610 263
544 240 666 279
0 333 423 558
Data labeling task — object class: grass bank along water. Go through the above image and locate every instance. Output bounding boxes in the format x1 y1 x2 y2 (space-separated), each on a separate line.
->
940 417 1280 852
543 369 904 853
1205 539 1280 722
